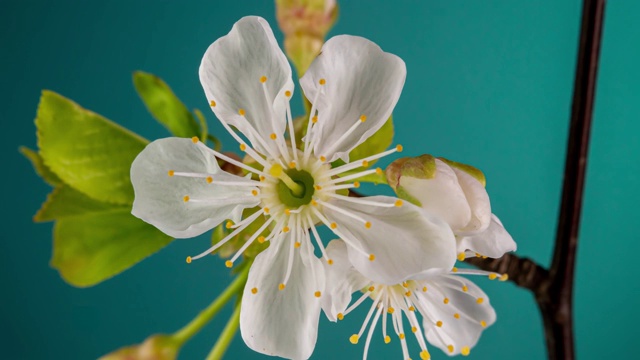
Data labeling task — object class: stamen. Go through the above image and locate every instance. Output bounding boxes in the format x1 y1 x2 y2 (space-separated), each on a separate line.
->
168 170 174 177
353 291 384 347
363 304 384 359
323 168 380 185
198 142 268 177
305 215 331 264
302 83 322 163
209 100 216 107
281 219 297 287
217 121 271 169
310 207 370 257
344 290 373 316
284 94 300 169
316 199 369 226
228 217 275 264
321 117 365 157
327 147 401 177
260 76 267 83
324 193 398 208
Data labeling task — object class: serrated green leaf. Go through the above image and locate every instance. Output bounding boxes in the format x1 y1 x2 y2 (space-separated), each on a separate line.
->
36 90 148 205
19 146 62 186
34 185 123 222
51 209 173 287
133 71 201 138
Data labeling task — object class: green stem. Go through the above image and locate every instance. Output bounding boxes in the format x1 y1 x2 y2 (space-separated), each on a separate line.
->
172 267 248 345
205 301 242 360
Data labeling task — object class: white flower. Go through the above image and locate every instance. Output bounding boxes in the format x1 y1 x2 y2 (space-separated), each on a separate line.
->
323 240 505 360
130 16 457 359
386 155 517 260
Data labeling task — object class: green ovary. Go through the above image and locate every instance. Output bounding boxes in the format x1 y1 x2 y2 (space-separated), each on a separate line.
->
276 169 315 207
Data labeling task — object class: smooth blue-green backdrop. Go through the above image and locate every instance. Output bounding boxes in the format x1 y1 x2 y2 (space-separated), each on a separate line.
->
2 0 638 359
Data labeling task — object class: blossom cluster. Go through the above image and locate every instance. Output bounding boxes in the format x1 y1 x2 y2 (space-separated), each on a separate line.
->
130 16 516 360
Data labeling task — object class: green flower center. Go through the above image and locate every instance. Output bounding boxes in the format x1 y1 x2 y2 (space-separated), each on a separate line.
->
276 168 315 207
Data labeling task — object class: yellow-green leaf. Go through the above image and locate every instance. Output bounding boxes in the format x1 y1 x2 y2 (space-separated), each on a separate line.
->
36 90 148 205
133 71 201 138
34 185 121 222
19 146 62 186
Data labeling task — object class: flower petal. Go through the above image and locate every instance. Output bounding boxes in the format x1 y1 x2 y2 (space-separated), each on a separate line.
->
321 240 370 321
416 273 496 356
400 159 472 230
300 35 406 162
451 166 492 234
199 16 293 155
457 214 517 258
131 138 260 238
240 233 325 359
322 196 456 285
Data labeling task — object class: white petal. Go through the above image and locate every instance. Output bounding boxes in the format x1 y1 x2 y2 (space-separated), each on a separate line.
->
452 166 492 234
322 196 456 285
130 138 260 238
240 233 325 359
416 273 496 356
457 214 517 258
321 240 370 321
400 159 472 230
199 16 293 155
300 35 406 162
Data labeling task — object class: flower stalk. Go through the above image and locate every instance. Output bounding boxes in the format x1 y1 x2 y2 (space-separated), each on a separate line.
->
205 302 242 360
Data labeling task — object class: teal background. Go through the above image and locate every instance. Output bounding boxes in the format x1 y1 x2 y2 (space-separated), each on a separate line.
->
2 0 638 359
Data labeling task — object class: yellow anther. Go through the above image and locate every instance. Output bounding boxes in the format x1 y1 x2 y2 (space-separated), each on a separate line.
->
263 207 270 214
225 260 233 268
457 252 466 261
452 267 458 272
443 297 450 304
349 334 359 344
489 273 498 280
476 297 485 304
285 209 291 215
362 160 369 167
294 241 301 248
238 109 246 116
278 283 286 290
436 321 443 327
395 200 403 207
319 78 326 85
482 255 488 259
461 346 470 356
225 221 233 229
402 281 409 287
330 222 337 229
327 259 334 265
320 155 326 162
388 307 395 314
209 100 216 107
206 176 213 183
183 195 190 202
411 326 417 333
475 252 482 257
480 320 487 327
312 115 318 123
408 306 415 312
311 199 318 206
191 136 199 143
314 185 322 190
365 221 372 229
251 190 258 196
454 313 460 319
399 333 405 340
186 256 192 264
314 291 321 298
251 287 258 294
260 76 267 83
258 236 266 243
270 133 277 140
283 226 290 233
396 144 403 152
368 286 375 292
354 181 361 188
337 313 344 320
384 335 391 344
462 285 469 292
405 291 412 297
360 115 367 122
420 350 430 360
376 167 383 175
447 345 455 354
285 90 292 97
500 274 509 281
239 144 246 151
369 254 376 261
259 175 266 181
422 286 428 292
168 170 175 177
289 161 296 169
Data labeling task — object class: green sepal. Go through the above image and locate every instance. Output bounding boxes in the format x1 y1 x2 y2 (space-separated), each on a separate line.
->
36 90 148 205
438 157 486 187
395 186 422 207
19 146 62 186
133 71 201 138
385 155 437 190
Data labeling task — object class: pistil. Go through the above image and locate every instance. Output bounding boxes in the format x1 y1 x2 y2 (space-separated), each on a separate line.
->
269 163 304 196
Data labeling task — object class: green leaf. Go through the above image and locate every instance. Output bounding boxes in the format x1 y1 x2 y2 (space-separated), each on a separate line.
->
34 185 122 222
133 71 201 138
19 146 62 186
36 90 148 205
51 209 173 287
211 207 269 260
345 116 394 162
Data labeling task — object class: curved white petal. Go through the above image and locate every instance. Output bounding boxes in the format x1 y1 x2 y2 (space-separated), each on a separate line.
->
416 273 496 356
240 233 325 359
457 214 517 258
199 16 293 155
131 138 260 238
322 196 456 285
300 35 406 162
401 159 471 230
452 166 492 234
321 240 370 321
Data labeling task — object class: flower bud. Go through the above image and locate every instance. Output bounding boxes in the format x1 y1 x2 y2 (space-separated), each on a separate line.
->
99 334 179 360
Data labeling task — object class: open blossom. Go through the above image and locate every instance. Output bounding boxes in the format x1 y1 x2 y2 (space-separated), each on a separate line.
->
323 240 505 360
130 16 456 359
386 155 517 260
